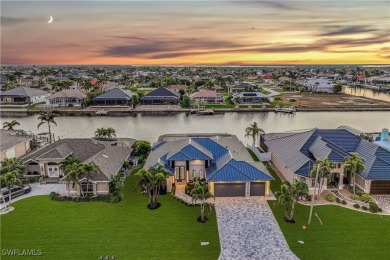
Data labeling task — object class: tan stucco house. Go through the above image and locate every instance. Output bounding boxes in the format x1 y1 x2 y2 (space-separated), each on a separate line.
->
0 129 33 162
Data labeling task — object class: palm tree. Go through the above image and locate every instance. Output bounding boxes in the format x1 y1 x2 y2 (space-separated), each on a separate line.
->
3 120 20 130
59 156 79 174
274 180 308 223
135 166 170 209
245 122 265 146
0 158 25 175
190 184 214 222
64 162 82 196
94 127 107 138
310 158 335 197
106 127 116 138
344 153 365 195
37 111 58 144
111 172 124 196
79 162 99 197
0 170 22 208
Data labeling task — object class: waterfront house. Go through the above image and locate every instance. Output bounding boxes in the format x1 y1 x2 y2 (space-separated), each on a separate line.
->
189 90 224 105
168 85 189 93
303 78 334 93
140 87 180 105
233 92 271 104
144 134 273 197
92 88 133 106
47 89 86 107
261 126 390 194
231 82 255 92
0 130 33 162
0 87 50 105
21 138 135 196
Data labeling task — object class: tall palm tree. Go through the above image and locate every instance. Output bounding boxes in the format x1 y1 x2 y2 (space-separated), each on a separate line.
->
37 111 58 144
0 170 22 208
245 122 265 146
135 166 170 209
274 180 308 222
0 158 25 175
3 120 20 130
106 127 116 138
344 152 365 195
64 162 82 196
94 128 107 138
310 158 335 196
80 162 99 197
59 156 79 176
190 184 214 222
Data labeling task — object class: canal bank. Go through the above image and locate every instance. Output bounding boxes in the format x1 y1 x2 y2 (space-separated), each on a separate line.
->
1 106 390 117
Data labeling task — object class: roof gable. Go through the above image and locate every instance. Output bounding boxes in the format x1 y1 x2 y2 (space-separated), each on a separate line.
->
93 88 132 100
167 143 213 161
143 87 179 98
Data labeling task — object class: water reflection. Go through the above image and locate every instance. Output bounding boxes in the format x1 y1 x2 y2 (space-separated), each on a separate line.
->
343 86 390 102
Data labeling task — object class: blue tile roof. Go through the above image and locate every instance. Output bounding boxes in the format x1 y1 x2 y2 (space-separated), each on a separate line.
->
192 138 228 161
207 159 273 182
167 144 213 161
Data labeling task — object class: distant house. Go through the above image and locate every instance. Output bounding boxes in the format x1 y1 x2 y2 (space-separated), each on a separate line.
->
168 85 189 93
0 87 50 105
261 127 390 195
189 90 224 105
145 134 273 197
198 84 223 92
140 87 180 105
260 75 273 83
231 82 255 92
47 89 86 106
233 92 271 104
0 130 33 162
21 138 135 195
92 88 133 106
303 78 334 93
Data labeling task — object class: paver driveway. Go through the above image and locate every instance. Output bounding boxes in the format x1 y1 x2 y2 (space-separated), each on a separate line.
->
0 183 65 209
214 197 298 260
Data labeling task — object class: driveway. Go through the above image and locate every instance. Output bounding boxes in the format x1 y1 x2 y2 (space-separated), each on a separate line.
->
214 197 298 260
1 183 65 209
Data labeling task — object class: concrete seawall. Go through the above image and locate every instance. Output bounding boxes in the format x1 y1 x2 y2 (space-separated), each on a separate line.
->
1 107 390 117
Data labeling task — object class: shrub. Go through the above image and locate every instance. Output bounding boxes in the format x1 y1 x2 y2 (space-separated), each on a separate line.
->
336 197 341 203
341 200 347 205
356 189 364 196
171 185 176 195
362 206 368 210
361 194 373 203
289 99 296 102
49 192 58 200
378 208 383 212
351 194 360 200
353 204 360 209
304 194 312 201
326 193 335 202
369 202 380 213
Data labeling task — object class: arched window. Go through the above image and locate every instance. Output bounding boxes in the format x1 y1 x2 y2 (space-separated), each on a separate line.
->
47 162 57 166
29 162 39 165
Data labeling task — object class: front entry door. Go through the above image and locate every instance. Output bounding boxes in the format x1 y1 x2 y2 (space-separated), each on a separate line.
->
48 164 59 177
175 167 185 182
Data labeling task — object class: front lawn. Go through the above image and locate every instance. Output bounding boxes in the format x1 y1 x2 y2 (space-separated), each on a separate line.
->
265 159 390 259
269 202 390 260
1 174 220 259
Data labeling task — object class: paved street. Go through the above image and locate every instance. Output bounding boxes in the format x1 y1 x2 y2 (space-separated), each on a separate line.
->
215 197 298 260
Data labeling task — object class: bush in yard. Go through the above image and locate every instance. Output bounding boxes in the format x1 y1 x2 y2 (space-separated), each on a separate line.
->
326 193 335 202
378 208 383 212
361 194 373 203
369 202 380 213
336 197 341 203
49 192 58 200
362 206 368 210
341 200 347 205
353 204 360 209
351 194 360 200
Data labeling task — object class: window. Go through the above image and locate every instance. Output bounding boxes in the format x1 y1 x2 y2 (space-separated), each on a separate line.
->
311 178 316 187
338 163 341 169
192 170 196 179
175 167 179 179
199 170 204 179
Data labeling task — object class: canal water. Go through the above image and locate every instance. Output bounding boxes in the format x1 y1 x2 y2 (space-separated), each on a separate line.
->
1 111 389 144
343 86 390 102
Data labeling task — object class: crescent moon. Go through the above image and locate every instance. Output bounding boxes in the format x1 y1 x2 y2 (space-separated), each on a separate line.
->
48 16 53 24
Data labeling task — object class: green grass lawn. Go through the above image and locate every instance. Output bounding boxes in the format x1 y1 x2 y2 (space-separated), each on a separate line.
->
269 203 390 260
1 174 220 259
261 152 390 260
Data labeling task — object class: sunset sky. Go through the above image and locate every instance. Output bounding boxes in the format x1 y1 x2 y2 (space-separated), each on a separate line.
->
1 1 389 65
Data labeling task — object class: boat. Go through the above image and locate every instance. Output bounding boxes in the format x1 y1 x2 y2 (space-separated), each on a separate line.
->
275 106 296 113
96 109 109 116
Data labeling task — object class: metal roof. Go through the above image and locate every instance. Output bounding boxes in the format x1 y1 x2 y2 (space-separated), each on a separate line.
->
92 88 132 100
141 87 179 98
